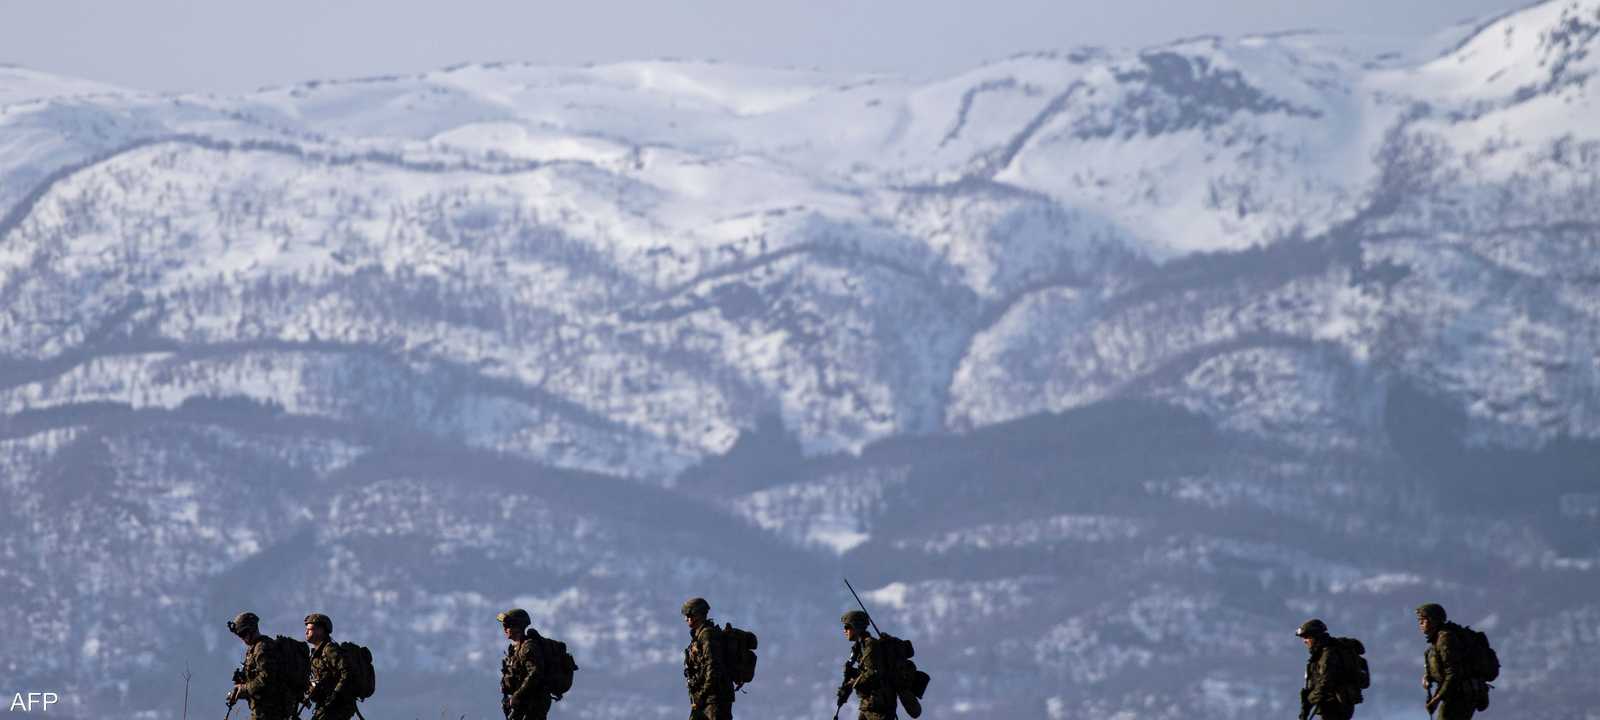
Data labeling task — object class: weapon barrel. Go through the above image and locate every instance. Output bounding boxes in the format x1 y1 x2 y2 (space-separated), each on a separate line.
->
843 578 885 637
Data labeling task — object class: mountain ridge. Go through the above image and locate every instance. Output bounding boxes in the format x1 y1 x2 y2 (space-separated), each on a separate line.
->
2 2 1598 718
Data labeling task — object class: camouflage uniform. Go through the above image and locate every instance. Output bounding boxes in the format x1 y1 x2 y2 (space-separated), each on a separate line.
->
239 635 296 720
684 621 733 720
1303 636 1355 720
501 630 555 720
1425 623 1477 720
844 637 898 720
307 640 357 720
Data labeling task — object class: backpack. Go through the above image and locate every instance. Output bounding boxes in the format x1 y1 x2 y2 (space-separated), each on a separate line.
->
1455 624 1499 711
719 623 759 687
337 641 377 701
877 633 931 719
273 636 312 702
536 636 579 700
1333 637 1369 705
1456 625 1500 682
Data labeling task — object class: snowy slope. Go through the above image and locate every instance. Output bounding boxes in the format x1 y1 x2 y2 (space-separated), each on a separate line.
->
3 2 1600 719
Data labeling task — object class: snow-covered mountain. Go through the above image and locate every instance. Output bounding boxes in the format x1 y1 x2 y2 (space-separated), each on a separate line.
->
2 2 1598 719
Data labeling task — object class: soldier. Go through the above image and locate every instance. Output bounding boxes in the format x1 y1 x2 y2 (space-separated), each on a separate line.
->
837 610 898 720
1419 603 1476 720
302 613 356 720
682 597 734 720
1297 619 1356 720
498 608 553 720
226 612 295 720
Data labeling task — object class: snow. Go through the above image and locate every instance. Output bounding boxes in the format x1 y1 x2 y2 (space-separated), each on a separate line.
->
729 465 909 553
0 65 132 106
864 581 911 610
1408 0 1600 102
0 0 1589 494
896 514 1145 553
1330 572 1425 594
3 5 1599 716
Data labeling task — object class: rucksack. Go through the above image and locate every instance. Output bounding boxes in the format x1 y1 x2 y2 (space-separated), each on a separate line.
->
719 623 759 687
1333 637 1369 704
1454 624 1499 711
877 633 931 719
337 641 377 701
273 636 312 702
1456 625 1500 682
536 636 579 700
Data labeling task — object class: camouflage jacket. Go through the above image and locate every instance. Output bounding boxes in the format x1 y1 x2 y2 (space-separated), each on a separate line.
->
683 621 733 706
1425 624 1472 703
240 636 294 711
1303 638 1348 707
844 637 897 714
307 641 351 707
501 632 554 706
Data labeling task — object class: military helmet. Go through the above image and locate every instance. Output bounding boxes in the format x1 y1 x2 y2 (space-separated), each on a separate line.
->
681 597 710 617
842 610 870 630
497 608 531 629
1416 603 1448 623
1295 618 1328 638
227 612 260 635
303 613 332 634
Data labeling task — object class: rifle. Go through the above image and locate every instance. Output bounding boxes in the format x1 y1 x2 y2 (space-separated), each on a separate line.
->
1426 679 1436 719
298 676 321 720
843 578 921 719
225 665 244 720
832 657 858 720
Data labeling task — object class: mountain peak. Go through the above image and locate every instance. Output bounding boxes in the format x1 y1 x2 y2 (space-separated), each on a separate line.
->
1416 0 1600 103
0 65 133 106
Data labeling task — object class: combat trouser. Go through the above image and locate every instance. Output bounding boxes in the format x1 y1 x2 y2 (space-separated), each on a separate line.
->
689 701 732 720
310 699 359 720
508 694 553 720
856 711 896 720
1316 702 1355 720
1434 699 1475 720
247 697 298 720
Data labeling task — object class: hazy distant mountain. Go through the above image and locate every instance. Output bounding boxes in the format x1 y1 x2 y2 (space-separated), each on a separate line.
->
2 2 1597 719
